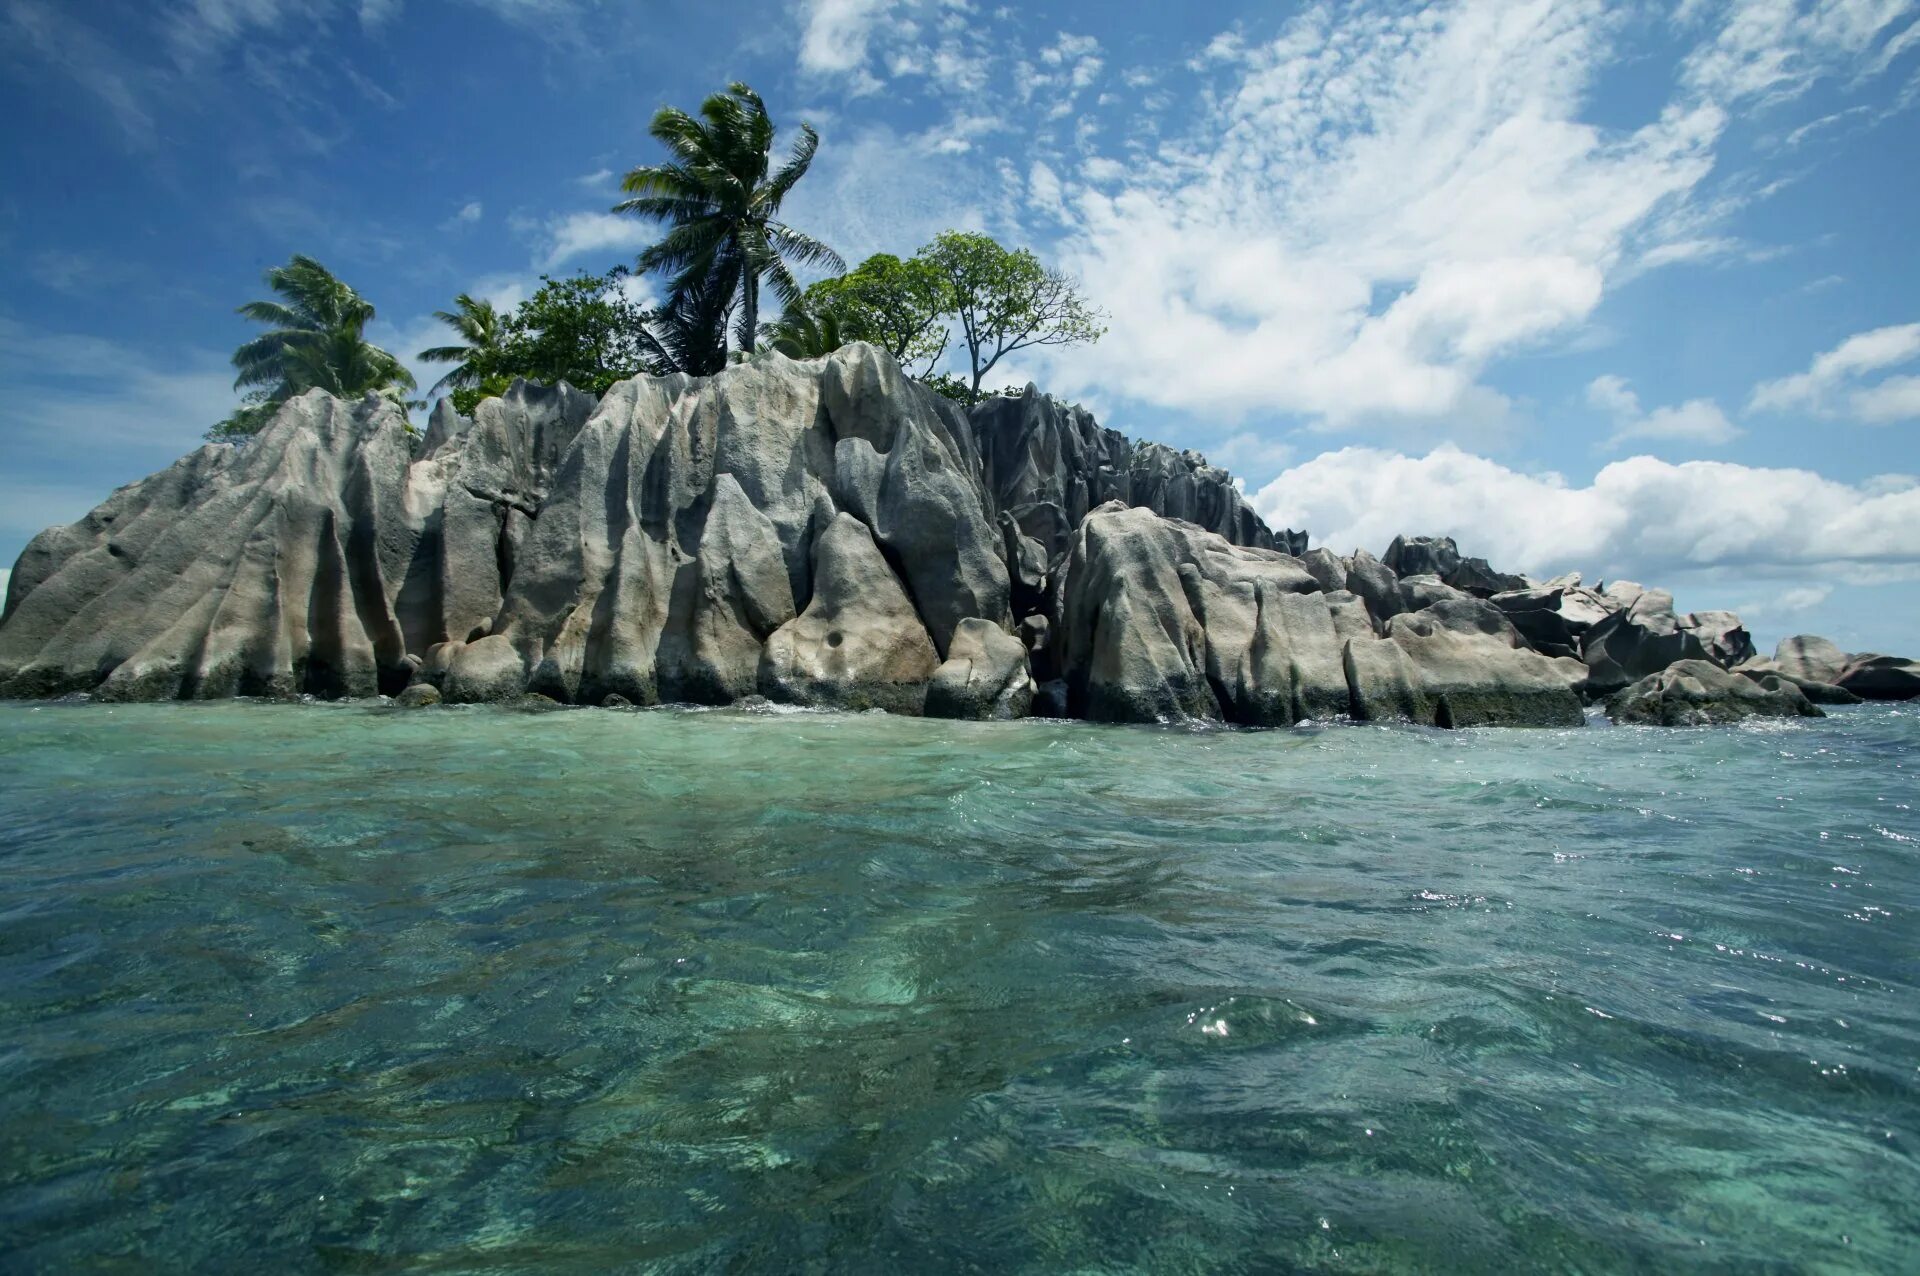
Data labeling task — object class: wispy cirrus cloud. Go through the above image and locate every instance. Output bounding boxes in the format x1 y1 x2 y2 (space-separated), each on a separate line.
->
1749 322 1920 422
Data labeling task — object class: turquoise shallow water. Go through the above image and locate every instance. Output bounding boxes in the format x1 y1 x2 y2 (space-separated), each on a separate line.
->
0 702 1915 1273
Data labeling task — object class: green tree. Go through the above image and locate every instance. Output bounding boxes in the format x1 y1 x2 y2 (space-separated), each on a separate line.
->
916 231 1105 404
212 254 415 439
803 252 951 375
614 82 843 368
418 293 506 395
442 268 672 413
763 305 849 359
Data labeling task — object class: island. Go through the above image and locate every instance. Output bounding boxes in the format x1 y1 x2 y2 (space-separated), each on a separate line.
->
3 344 1914 725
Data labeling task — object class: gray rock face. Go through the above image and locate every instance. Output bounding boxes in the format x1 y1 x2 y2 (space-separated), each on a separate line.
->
969 387 1299 564
1608 659 1823 726
1581 587 1710 696
1775 634 1851 685
1055 505 1583 727
1679 610 1756 668
1836 653 1920 700
396 682 441 708
760 513 940 713
1733 662 1861 705
9 343 1903 727
1382 535 1526 597
926 618 1034 720
1762 635 1918 701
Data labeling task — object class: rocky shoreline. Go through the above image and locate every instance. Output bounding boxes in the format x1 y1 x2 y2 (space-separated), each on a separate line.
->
2 344 1914 725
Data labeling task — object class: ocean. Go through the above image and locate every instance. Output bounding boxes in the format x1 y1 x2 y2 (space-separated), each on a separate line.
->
0 701 1915 1272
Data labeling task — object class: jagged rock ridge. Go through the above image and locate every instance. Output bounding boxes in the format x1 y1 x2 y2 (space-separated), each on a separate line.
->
3 343 1913 724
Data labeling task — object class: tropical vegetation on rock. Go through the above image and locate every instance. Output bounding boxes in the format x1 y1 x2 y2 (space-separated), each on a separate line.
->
206 81 1103 440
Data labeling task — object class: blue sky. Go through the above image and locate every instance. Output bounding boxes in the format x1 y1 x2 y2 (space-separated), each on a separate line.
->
2 0 1917 653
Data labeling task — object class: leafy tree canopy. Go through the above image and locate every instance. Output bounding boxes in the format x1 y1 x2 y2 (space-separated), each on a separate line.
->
917 231 1105 404
427 268 672 413
802 253 952 375
211 254 415 440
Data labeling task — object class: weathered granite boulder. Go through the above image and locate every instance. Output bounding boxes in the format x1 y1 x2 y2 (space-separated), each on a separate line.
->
925 618 1034 720
396 682 441 708
1296 547 1349 594
759 513 940 713
1679 610 1756 668
1489 581 1614 659
1382 602 1587 727
1055 505 1584 728
1342 549 1403 627
1608 660 1824 726
1581 586 1710 696
1774 634 1850 685
968 387 1299 561
1733 660 1861 705
1837 654 1920 700
1382 535 1526 597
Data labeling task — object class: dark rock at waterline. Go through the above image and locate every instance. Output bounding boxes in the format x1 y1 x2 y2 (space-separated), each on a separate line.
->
925 617 1034 720
1608 659 1824 726
396 683 441 708
1836 653 1920 700
1581 585 1710 697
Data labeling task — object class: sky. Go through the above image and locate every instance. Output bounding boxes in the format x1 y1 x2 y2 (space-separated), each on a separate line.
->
1 0 1917 654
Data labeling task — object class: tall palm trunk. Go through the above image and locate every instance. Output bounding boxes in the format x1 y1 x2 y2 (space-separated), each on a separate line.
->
741 272 759 354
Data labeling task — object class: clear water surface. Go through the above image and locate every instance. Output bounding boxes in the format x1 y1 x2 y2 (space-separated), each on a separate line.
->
0 700 1915 1273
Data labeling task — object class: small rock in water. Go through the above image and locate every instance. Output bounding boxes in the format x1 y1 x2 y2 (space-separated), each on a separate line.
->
396 683 441 708
600 692 633 709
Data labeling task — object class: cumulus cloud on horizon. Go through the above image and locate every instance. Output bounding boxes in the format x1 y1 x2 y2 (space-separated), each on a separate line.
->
1252 444 1920 587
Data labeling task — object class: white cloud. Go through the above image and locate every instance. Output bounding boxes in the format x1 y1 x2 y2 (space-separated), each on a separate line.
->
798 0 897 77
1206 432 1297 486
1680 0 1919 106
536 210 653 270
454 200 483 223
1005 0 1919 432
1739 583 1834 619
0 567 10 603
1031 1 1730 428
1748 322 1920 421
780 124 993 266
796 0 998 102
1586 374 1740 447
1253 445 1920 585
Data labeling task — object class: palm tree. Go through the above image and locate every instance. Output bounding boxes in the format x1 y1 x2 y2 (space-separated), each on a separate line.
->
613 82 844 368
229 254 414 418
417 293 504 395
763 305 848 360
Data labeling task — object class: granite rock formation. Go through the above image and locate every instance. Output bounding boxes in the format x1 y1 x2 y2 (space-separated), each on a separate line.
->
4 343 1913 725
1607 659 1823 726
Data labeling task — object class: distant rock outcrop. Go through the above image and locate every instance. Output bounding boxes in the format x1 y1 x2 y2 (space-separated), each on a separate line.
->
3 343 1913 724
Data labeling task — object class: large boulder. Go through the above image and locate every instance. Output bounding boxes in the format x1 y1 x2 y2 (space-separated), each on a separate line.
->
1774 634 1850 685
1679 610 1756 668
1608 660 1824 726
925 618 1034 720
1836 654 1920 701
1056 505 1584 729
968 387 1297 561
759 513 940 713
1581 586 1709 696
1383 602 1586 727
1381 534 1525 597
1733 660 1861 705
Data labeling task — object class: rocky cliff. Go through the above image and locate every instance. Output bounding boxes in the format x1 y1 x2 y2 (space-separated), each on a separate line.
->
3 343 1913 723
